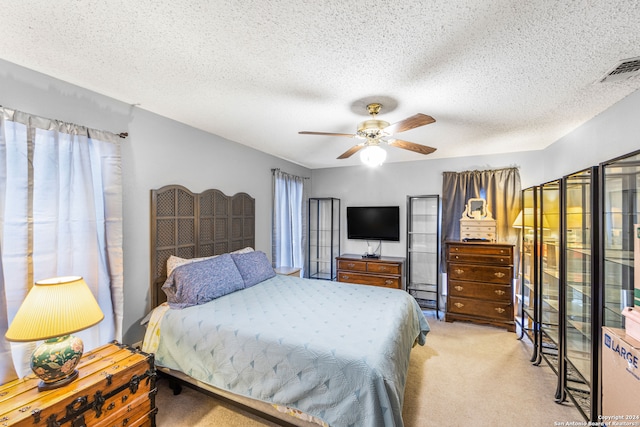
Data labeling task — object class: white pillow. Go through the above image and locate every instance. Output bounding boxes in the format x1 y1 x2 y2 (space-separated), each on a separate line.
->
166 247 254 276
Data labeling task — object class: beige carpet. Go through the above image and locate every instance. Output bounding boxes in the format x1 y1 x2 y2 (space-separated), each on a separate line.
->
155 313 583 426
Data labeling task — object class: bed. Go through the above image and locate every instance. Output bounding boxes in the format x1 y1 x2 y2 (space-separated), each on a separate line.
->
145 185 430 427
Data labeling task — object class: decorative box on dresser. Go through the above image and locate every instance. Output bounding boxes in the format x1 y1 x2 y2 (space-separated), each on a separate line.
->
0 342 157 427
446 241 515 332
336 254 404 290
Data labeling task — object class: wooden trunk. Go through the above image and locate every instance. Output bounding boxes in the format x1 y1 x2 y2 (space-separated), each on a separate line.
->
0 342 157 427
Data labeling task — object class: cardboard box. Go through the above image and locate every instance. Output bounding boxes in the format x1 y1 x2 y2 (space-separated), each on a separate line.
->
601 327 640 419
622 307 640 342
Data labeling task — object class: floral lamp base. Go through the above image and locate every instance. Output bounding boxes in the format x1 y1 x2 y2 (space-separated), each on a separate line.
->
31 334 84 391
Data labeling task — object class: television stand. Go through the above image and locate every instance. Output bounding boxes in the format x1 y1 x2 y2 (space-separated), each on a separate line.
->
336 254 405 290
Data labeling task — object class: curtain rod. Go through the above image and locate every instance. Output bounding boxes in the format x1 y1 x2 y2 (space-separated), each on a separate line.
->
2 105 130 139
271 168 310 179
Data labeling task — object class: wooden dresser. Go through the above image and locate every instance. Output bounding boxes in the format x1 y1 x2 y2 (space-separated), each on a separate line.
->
336 254 404 290
0 342 157 427
446 241 515 331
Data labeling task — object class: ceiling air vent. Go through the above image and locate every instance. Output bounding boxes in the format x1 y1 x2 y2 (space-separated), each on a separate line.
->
599 57 640 83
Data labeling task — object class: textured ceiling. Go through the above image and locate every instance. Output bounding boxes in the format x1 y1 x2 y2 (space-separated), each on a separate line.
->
1 1 640 169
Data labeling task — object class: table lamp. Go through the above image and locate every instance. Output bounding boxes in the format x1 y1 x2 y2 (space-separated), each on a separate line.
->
5 276 104 390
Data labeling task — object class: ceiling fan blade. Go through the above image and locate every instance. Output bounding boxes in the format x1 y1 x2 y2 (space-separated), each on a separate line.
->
388 139 436 155
337 144 365 159
299 131 355 138
384 114 435 134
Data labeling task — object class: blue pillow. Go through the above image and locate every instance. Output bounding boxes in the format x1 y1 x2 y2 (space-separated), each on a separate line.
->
162 253 244 309
231 251 276 288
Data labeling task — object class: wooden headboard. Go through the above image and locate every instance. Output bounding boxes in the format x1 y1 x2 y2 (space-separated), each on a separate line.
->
150 185 255 309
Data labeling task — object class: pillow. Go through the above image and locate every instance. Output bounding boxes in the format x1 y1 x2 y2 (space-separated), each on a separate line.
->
231 246 255 255
162 253 245 309
166 247 254 276
166 254 215 276
231 250 276 288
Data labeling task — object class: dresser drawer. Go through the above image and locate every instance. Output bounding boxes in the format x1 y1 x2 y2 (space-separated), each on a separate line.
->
460 220 497 232
367 262 401 275
461 224 496 233
448 296 513 321
460 231 497 241
448 263 512 284
337 259 367 272
337 271 400 289
448 244 512 258
448 252 512 265
448 279 511 302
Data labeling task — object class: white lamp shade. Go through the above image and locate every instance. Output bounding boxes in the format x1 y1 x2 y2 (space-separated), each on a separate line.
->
5 276 104 342
360 145 387 167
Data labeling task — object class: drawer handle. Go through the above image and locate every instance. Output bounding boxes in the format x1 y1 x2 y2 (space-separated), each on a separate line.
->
454 285 464 291
385 279 394 285
495 308 506 314
454 255 459 259
341 275 349 280
454 268 464 275
454 302 464 308
379 266 388 271
494 272 505 278
347 263 355 268
500 258 504 262
495 289 506 296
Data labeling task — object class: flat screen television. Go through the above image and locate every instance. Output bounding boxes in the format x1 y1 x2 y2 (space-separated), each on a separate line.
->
347 206 400 241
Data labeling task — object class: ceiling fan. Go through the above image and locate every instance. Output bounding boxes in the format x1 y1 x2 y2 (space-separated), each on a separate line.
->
299 103 437 161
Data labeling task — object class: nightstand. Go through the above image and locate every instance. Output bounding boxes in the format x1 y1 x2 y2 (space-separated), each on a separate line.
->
274 267 301 277
0 342 157 426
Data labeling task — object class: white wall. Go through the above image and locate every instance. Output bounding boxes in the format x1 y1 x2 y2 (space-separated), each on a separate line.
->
0 59 310 344
541 89 640 181
311 151 543 257
311 89 640 258
2 56 638 345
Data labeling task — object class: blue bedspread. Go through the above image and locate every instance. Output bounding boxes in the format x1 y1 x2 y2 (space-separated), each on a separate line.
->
154 275 430 426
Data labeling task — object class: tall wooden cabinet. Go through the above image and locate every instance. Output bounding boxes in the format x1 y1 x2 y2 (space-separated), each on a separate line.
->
446 241 515 332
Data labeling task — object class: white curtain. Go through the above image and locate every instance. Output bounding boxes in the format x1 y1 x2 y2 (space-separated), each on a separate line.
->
272 169 307 277
0 107 123 378
0 244 17 384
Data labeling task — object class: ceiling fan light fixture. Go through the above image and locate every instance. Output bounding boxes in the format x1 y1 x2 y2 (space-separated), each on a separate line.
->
360 145 387 167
